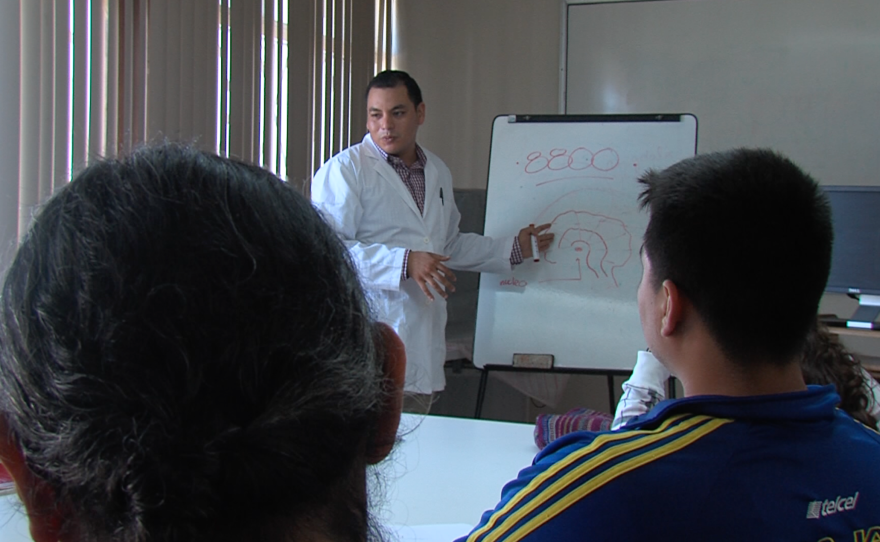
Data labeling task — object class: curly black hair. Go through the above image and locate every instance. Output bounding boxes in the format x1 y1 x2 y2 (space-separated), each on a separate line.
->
802 322 878 429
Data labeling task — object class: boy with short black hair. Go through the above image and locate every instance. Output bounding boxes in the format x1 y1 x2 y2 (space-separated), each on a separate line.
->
461 149 880 542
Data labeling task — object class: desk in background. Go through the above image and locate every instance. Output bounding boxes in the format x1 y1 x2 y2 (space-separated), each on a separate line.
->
1 414 539 542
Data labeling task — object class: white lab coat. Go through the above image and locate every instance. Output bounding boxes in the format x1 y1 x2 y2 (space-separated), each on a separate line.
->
312 134 514 393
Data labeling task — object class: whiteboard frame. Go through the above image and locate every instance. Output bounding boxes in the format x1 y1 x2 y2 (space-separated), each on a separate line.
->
473 113 697 371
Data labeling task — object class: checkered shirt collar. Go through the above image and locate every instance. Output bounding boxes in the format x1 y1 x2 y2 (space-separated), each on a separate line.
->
369 136 427 170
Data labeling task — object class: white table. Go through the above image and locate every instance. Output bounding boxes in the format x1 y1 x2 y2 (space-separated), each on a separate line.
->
0 489 29 542
0 414 539 542
379 414 537 540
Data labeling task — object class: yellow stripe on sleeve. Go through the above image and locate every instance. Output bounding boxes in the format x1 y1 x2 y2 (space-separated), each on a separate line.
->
465 414 708 542
498 417 731 542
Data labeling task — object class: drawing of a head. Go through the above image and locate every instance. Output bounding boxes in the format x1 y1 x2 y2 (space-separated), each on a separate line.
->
543 209 632 287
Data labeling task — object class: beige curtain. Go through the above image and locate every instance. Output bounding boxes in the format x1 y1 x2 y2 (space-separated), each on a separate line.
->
4 0 391 266
212 0 389 189
16 1 73 244
70 0 149 170
375 0 393 72
0 2 20 271
216 0 387 188
147 0 218 153
288 0 385 191
11 0 149 248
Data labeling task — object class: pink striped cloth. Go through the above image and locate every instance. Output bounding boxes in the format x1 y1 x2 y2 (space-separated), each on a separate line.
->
534 408 613 449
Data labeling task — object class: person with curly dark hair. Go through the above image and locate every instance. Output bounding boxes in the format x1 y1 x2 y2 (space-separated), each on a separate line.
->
0 144 405 542
801 323 880 429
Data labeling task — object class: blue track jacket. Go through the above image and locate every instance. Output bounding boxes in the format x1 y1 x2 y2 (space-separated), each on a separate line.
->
459 385 880 542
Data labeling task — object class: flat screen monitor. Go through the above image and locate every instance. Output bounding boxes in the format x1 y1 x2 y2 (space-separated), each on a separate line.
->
823 185 880 327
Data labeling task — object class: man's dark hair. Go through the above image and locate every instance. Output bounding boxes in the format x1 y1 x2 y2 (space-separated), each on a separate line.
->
0 144 389 542
365 70 423 107
638 148 833 364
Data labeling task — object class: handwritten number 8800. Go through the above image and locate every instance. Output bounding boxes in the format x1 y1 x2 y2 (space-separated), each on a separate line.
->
524 147 619 174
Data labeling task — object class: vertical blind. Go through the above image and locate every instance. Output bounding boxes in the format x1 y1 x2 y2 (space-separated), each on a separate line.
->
219 0 392 188
18 1 73 240
7 0 395 252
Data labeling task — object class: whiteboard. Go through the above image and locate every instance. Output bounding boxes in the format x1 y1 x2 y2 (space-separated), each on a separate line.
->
473 114 697 370
564 0 880 188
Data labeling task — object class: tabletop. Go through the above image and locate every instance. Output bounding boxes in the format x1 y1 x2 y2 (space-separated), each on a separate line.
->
0 414 539 542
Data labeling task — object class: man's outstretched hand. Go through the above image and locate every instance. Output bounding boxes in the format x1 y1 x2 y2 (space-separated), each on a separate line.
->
518 223 554 259
407 251 457 301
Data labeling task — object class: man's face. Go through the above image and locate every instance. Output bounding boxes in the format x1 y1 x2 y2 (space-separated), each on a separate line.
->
366 85 425 164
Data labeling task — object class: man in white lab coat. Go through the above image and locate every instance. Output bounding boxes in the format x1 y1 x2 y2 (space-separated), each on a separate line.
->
312 70 552 401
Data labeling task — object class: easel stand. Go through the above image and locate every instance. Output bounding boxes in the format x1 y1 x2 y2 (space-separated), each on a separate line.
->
474 365 633 419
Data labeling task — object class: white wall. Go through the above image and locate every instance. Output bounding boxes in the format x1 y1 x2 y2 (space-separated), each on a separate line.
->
395 0 560 190
0 1 21 272
565 0 880 188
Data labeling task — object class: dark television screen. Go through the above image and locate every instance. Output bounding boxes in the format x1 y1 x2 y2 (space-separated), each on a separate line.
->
824 186 880 295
